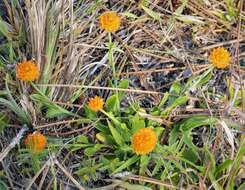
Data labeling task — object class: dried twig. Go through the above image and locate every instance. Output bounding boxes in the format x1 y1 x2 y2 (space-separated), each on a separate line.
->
26 158 51 190
0 126 28 162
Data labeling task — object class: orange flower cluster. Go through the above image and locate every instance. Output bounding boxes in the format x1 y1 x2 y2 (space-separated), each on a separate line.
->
16 60 39 81
88 96 104 112
24 131 47 154
131 128 157 155
209 47 231 69
99 11 121 32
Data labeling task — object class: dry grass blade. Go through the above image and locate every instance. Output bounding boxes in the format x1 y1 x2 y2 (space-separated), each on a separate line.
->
220 120 235 159
124 174 178 189
37 83 163 95
54 157 86 190
26 159 51 190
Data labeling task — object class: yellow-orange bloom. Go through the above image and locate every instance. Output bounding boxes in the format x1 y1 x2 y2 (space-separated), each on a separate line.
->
24 131 47 154
132 128 157 155
88 96 104 112
16 60 39 81
99 11 121 32
209 47 231 69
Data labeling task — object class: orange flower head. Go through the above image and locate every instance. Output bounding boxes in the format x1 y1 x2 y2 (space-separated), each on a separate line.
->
88 96 104 112
24 131 47 154
209 47 231 69
99 11 121 32
132 128 157 155
16 60 39 81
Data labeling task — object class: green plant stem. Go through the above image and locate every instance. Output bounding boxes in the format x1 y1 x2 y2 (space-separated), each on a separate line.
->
108 33 116 84
108 33 120 112
226 135 245 189
100 109 120 126
31 153 40 173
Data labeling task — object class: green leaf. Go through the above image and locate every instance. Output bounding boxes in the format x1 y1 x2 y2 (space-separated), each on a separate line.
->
118 79 129 98
184 67 212 92
0 97 30 124
130 114 145 133
175 15 205 24
208 172 223 190
214 159 233 177
162 96 188 116
226 135 245 189
119 123 131 142
182 131 197 151
151 160 162 176
0 113 9 132
30 93 77 118
76 118 92 125
96 132 107 143
0 18 10 38
31 154 41 173
174 0 187 15
46 106 75 118
0 180 8 190
121 12 138 19
75 135 89 144
100 157 123 172
179 116 218 151
75 162 102 177
96 123 110 133
106 95 118 112
180 116 218 132
96 132 115 145
84 144 105 157
168 124 181 145
139 155 150 175
0 77 31 124
101 110 121 126
182 148 199 164
179 157 204 172
225 0 237 18
204 146 221 190
170 81 182 95
154 127 164 139
158 92 169 107
8 42 15 62
170 116 218 151
112 155 139 174
107 120 125 146
68 144 90 152
141 5 161 21
105 80 129 113
84 106 97 119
